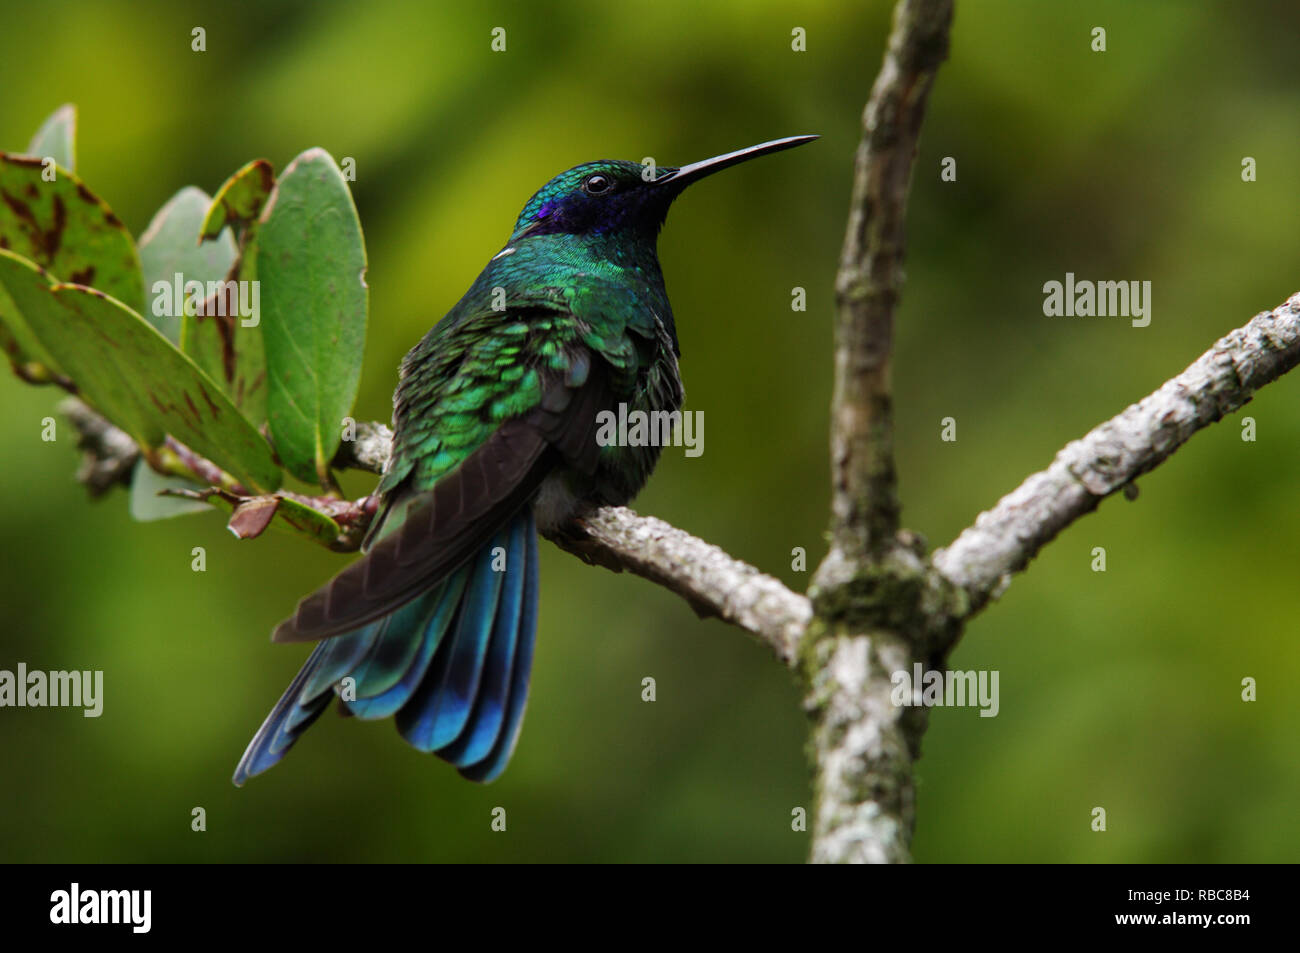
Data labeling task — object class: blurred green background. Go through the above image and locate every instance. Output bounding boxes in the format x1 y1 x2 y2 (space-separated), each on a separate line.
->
1 0 1297 863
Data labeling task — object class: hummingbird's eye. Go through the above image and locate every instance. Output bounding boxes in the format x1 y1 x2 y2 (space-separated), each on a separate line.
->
582 174 613 195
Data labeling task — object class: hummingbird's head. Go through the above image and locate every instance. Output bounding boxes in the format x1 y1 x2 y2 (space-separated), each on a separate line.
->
512 160 660 240
510 136 818 243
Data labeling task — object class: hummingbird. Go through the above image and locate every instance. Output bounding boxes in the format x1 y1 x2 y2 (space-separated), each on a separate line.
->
234 135 817 785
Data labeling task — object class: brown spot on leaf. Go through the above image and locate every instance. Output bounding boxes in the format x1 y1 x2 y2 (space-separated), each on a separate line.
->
196 280 240 383
69 266 95 285
0 189 40 255
0 187 66 262
197 381 221 418
183 391 201 422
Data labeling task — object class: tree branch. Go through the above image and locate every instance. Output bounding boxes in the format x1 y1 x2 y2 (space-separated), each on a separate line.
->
547 507 810 665
331 420 394 474
60 397 139 496
58 399 810 662
806 0 955 866
827 0 953 559
933 292 1300 618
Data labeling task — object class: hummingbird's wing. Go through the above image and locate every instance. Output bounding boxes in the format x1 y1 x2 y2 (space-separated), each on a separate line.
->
272 305 610 643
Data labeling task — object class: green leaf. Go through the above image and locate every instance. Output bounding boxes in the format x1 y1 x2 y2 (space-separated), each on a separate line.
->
139 185 267 422
270 496 346 545
0 249 281 492
199 159 274 240
0 153 145 314
0 148 138 377
129 458 211 521
138 186 236 344
256 148 368 486
180 164 275 426
26 104 76 172
0 270 63 378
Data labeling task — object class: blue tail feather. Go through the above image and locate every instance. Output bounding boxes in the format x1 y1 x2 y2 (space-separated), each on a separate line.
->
346 572 467 721
438 515 528 767
233 646 333 785
296 625 381 712
346 592 440 701
272 623 381 746
234 507 540 785
458 515 539 783
395 528 507 751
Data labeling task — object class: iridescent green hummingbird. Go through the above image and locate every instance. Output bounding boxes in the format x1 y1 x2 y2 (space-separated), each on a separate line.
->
234 135 817 784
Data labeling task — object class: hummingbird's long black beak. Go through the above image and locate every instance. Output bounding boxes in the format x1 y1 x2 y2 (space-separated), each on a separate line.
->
652 135 818 190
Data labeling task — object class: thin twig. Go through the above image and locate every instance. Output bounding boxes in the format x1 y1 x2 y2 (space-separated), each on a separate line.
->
548 507 810 665
933 292 1300 618
59 397 139 496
